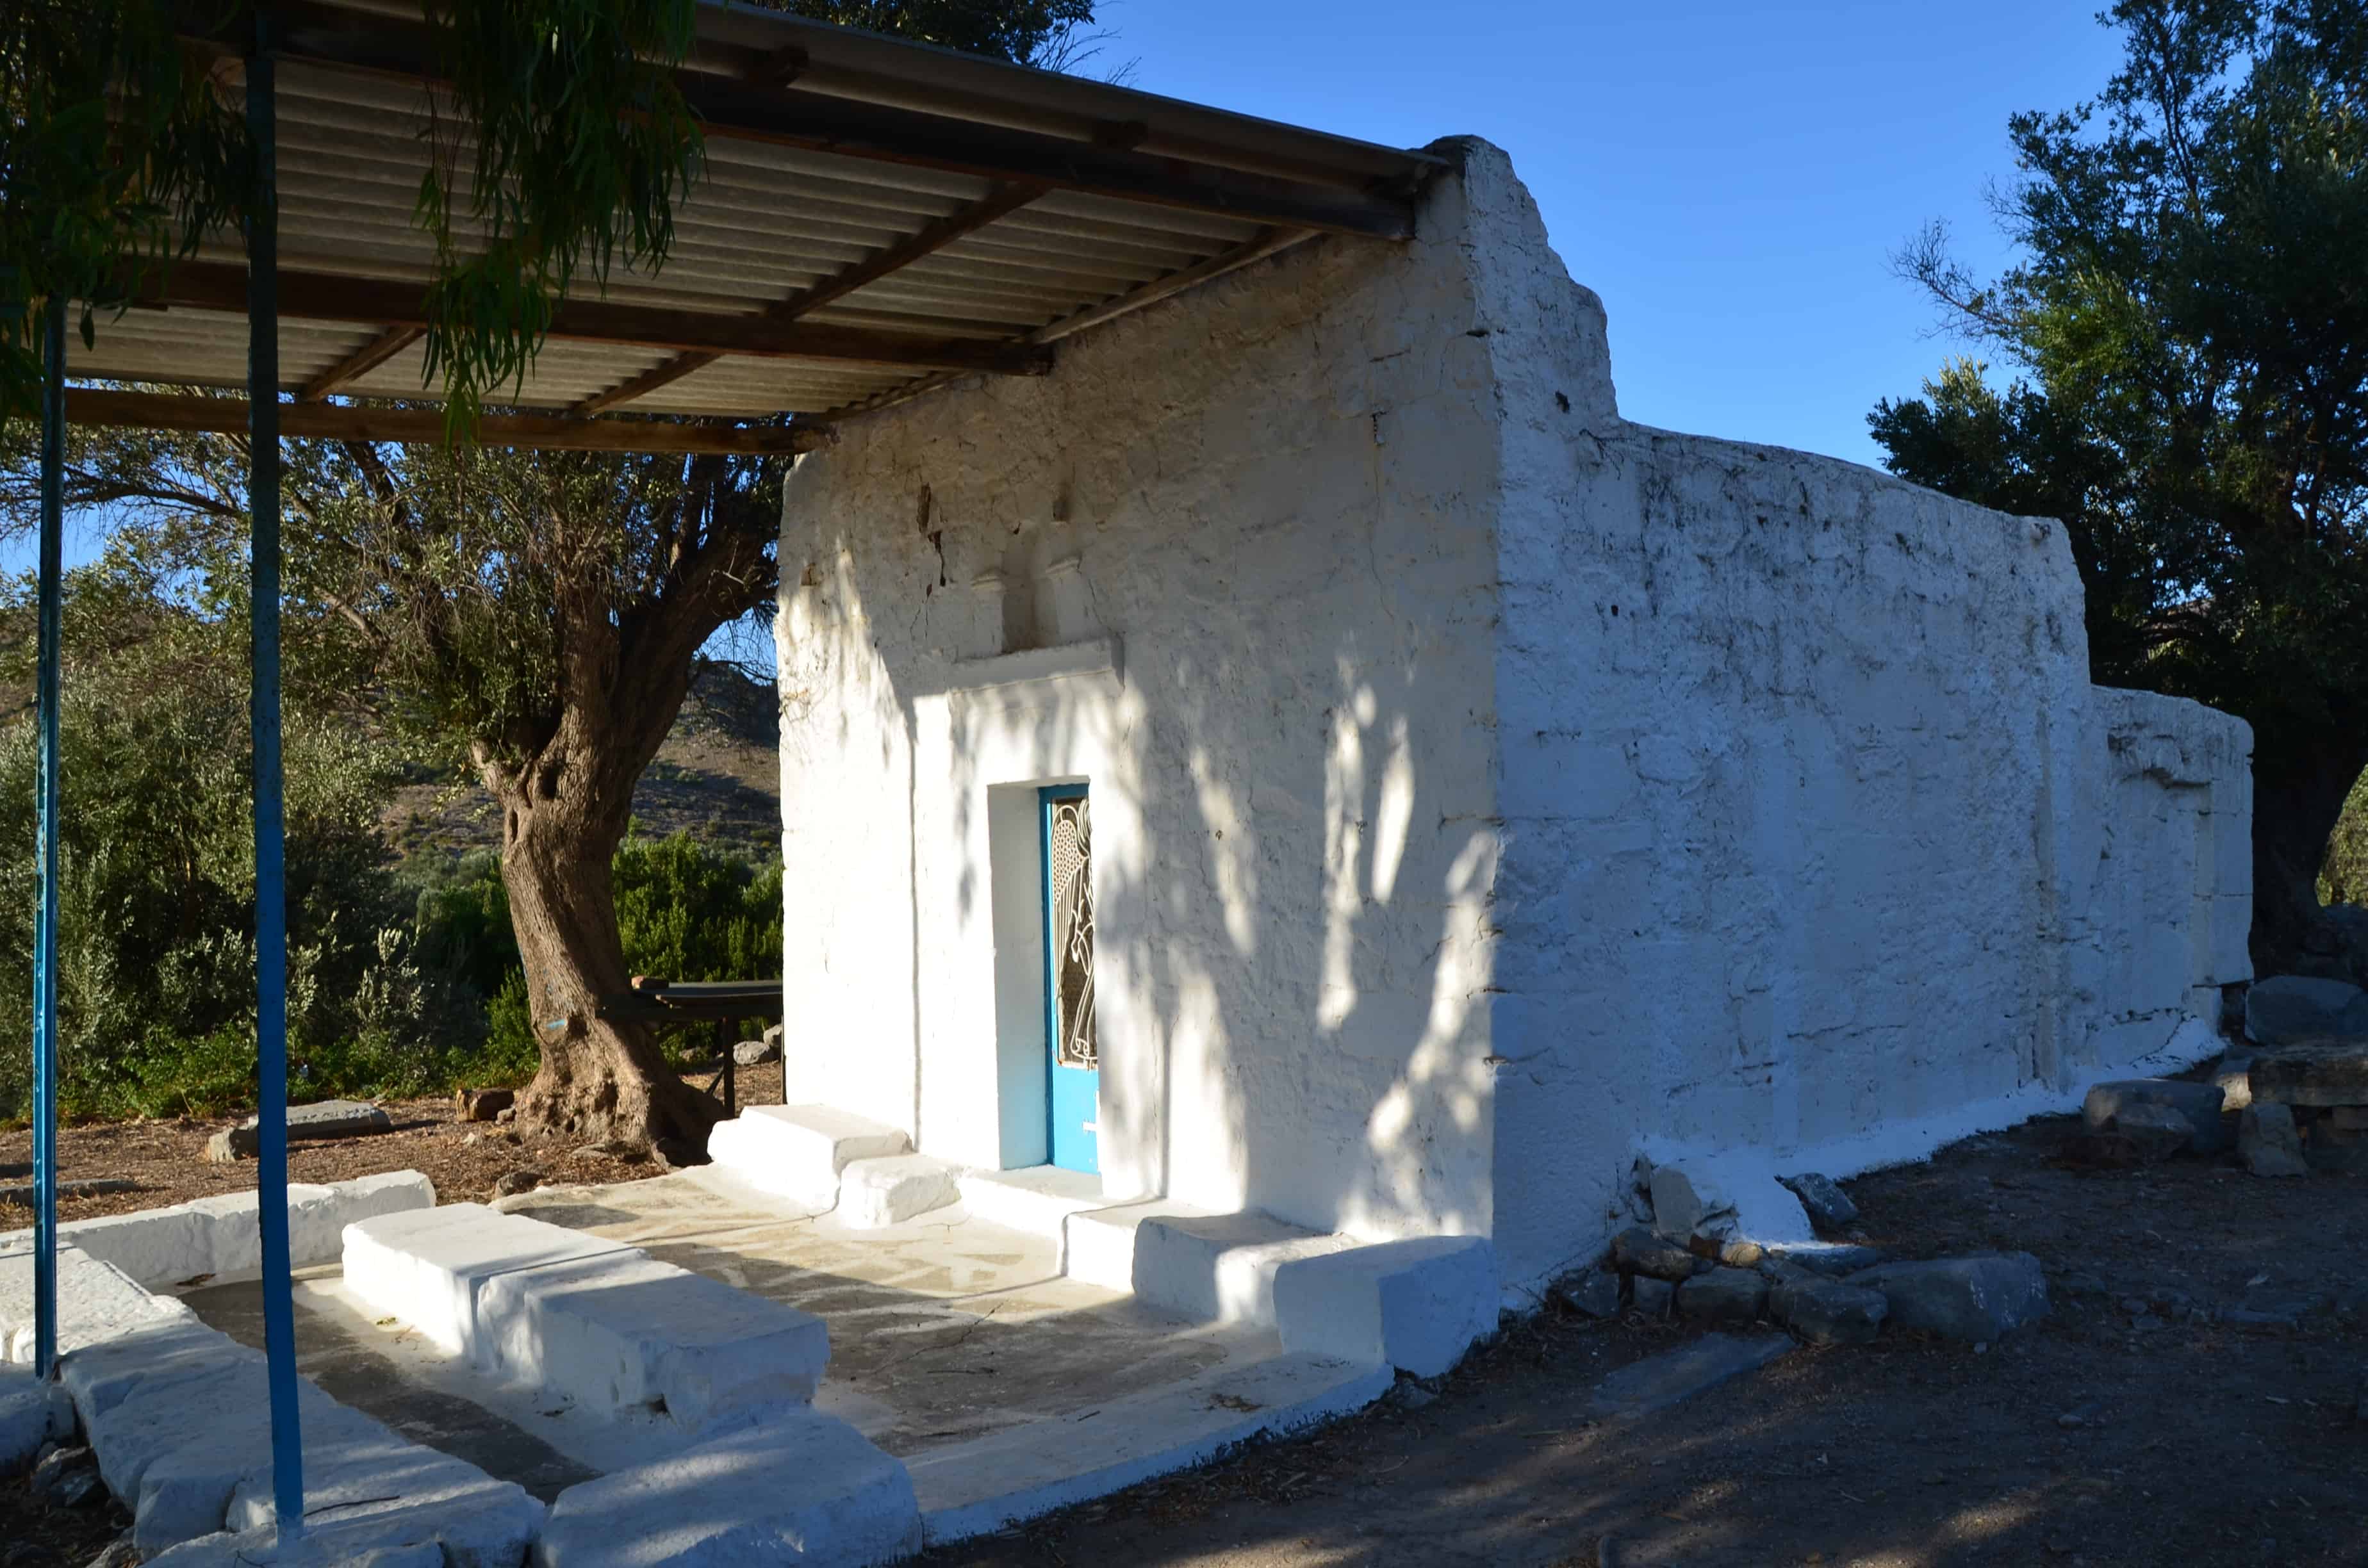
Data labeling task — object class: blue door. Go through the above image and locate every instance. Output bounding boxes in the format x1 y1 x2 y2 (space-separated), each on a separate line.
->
1041 785 1099 1173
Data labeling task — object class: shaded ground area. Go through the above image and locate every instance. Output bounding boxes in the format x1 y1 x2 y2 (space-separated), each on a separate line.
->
512 1172 1260 1457
924 1115 2367 1568
0 1061 782 1225
186 1271 598 1503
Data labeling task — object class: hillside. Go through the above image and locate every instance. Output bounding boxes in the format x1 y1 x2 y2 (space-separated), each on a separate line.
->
382 661 782 863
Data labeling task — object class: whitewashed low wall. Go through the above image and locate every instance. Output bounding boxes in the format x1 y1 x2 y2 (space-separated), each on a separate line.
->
0 1172 434 1293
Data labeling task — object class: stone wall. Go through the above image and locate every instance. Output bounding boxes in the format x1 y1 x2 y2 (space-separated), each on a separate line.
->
777 135 2253 1294
775 148 1534 1238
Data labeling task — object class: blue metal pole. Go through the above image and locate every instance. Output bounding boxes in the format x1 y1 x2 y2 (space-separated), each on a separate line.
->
245 27 305 1536
31 295 65 1380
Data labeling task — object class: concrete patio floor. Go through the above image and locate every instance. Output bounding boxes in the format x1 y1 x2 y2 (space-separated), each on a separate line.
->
188 1168 1294 1498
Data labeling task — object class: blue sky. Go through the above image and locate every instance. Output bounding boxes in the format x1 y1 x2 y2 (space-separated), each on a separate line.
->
8 4 2128 648
1105 0 2123 464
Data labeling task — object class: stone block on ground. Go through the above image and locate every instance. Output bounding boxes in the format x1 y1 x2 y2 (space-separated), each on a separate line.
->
2245 976 2368 1049
836 1154 960 1229
208 1100 395 1162
1768 1274 1889 1345
2239 1102 2310 1177
732 1037 780 1066
2249 1040 2368 1108
1630 1277 1673 1317
2082 1078 2227 1154
1609 1227 1698 1282
1845 1253 2048 1343
454 1088 514 1123
534 1409 921 1568
0 1179 138 1208
1272 1235 1497 1378
1649 1164 1735 1240
1675 1266 1766 1325
1775 1173 1858 1234
1584 1332 1791 1421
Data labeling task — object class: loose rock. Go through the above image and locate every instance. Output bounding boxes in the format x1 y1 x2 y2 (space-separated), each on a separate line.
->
31 1444 102 1508
1611 1227 1700 1282
1845 1252 2049 1343
2212 1053 2255 1112
492 1168 544 1198
2082 1078 2226 1153
1763 1242 1885 1277
2249 1039 2368 1108
1675 1266 1768 1325
2103 1100 2196 1162
456 1087 516 1123
2239 1103 2310 1177
1776 1172 1859 1234
1631 1277 1674 1318
81 1537 139 1568
2245 976 2368 1049
1648 1164 1736 1241
1769 1274 1888 1345
732 1037 781 1067
1553 1270 1624 1318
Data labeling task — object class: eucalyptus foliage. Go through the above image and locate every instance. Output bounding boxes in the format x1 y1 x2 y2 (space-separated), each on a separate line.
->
0 0 245 420
1870 0 2368 958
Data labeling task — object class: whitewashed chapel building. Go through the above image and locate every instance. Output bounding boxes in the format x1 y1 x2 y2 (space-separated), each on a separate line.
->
759 138 2252 1296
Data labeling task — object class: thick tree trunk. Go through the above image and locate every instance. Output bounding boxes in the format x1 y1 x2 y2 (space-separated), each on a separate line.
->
498 787 723 1154
2249 741 2368 979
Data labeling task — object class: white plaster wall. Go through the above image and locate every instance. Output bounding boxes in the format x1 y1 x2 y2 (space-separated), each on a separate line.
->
776 134 2255 1294
1461 134 2255 1289
777 151 1536 1239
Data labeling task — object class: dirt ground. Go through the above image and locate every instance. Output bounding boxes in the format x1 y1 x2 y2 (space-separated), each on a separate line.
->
920 1115 2367 1568
8 1101 2365 1567
0 1061 782 1222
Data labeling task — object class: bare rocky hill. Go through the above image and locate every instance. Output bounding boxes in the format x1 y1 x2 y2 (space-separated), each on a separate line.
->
382 662 781 863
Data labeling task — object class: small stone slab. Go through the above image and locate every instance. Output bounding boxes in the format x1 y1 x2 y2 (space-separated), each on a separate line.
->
1610 1227 1698 1282
2248 1039 2368 1107
2239 1102 2310 1177
1585 1332 1792 1421
731 1038 780 1066
1845 1253 2048 1342
1675 1266 1767 1325
1776 1172 1858 1234
206 1101 393 1162
2246 976 2368 1049
2082 1078 2226 1153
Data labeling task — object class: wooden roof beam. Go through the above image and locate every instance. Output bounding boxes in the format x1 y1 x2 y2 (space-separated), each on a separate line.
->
575 179 1052 416
298 324 422 401
65 388 823 456
127 262 1053 376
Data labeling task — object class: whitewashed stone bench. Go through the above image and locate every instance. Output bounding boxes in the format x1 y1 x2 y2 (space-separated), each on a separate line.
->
343 1204 828 1432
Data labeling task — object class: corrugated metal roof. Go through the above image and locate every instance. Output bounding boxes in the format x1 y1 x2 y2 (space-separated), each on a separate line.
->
71 1 1443 443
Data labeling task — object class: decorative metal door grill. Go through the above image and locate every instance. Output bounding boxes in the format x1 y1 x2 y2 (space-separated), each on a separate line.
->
1047 796 1098 1068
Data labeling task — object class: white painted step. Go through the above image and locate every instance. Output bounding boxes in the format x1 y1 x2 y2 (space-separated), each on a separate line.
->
0 1242 198 1362
706 1104 911 1209
837 1154 960 1228
342 1203 828 1432
954 1166 1106 1259
1131 1210 1361 1325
